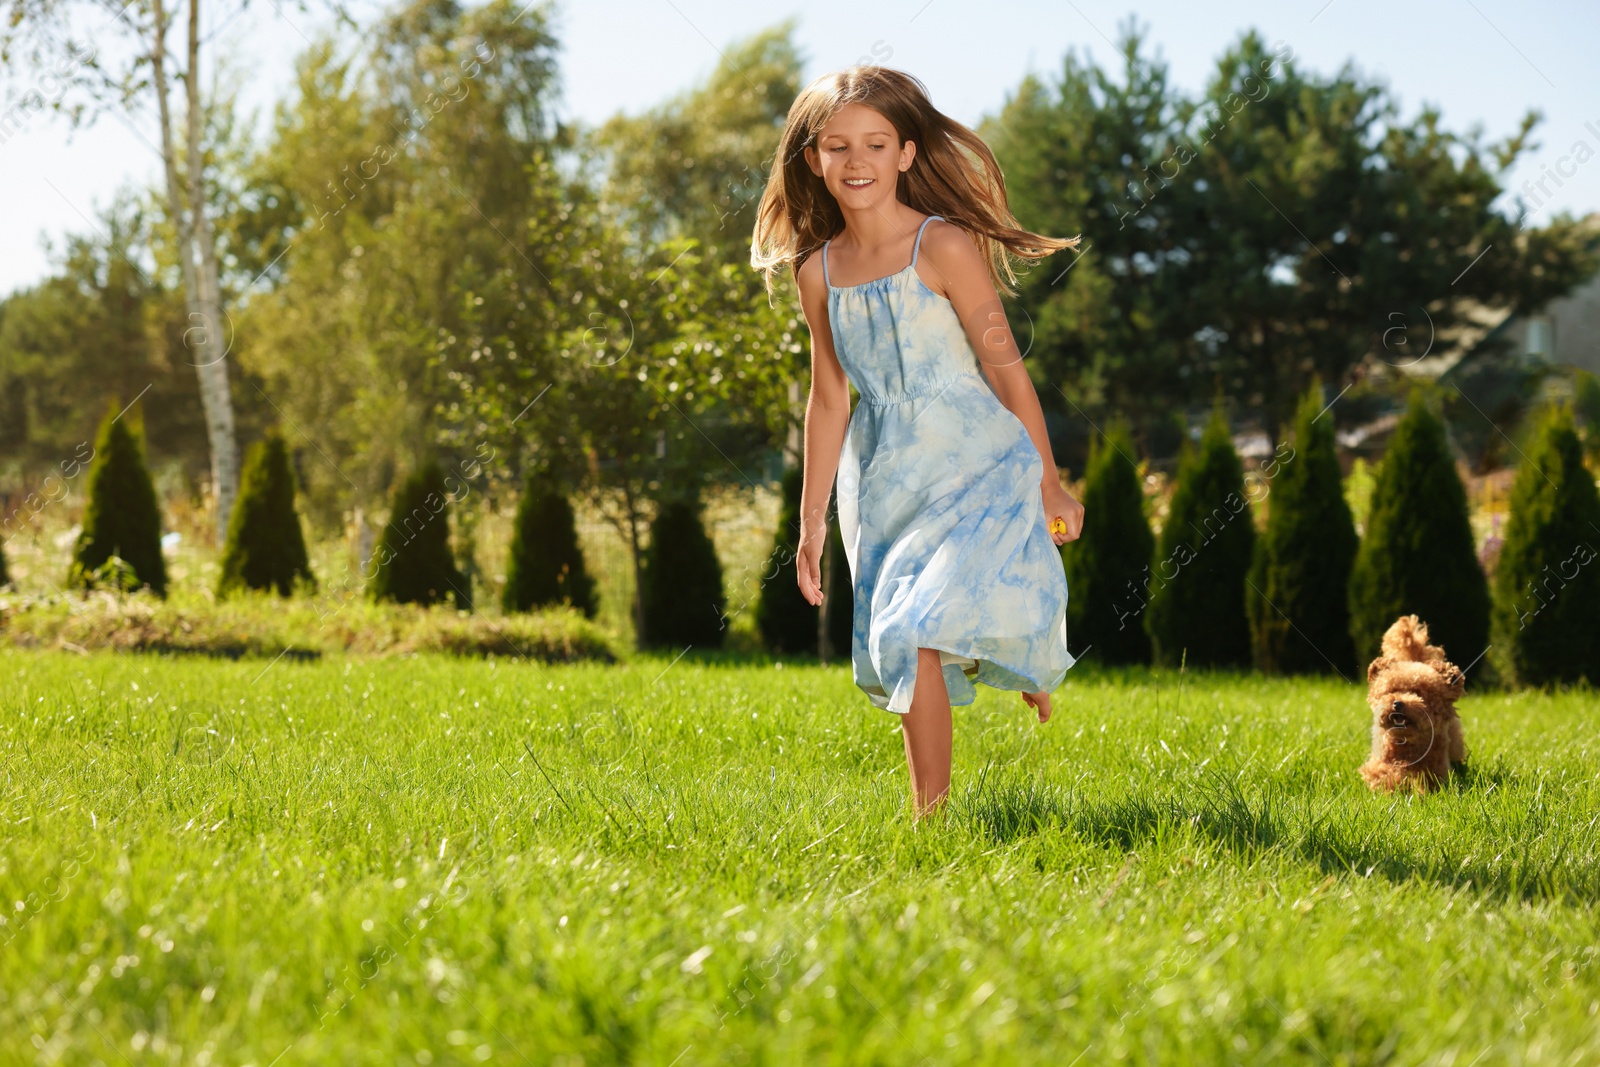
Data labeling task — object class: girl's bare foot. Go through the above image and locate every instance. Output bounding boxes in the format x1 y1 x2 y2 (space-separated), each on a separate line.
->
1022 690 1051 723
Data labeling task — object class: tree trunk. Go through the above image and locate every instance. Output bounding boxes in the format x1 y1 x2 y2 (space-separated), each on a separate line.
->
622 481 647 648
152 0 239 545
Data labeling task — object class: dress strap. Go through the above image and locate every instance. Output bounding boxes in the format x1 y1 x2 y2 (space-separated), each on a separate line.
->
821 239 832 287
910 215 942 268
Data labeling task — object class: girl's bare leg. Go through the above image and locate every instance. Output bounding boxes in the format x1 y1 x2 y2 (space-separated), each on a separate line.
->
900 647 953 819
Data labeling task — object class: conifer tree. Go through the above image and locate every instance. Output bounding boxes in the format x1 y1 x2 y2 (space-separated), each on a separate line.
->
756 466 851 656
370 461 467 609
1491 405 1600 686
217 430 314 597
1146 406 1254 667
640 490 727 649
1061 423 1153 664
70 403 166 597
1247 383 1358 677
1348 392 1489 668
503 467 598 617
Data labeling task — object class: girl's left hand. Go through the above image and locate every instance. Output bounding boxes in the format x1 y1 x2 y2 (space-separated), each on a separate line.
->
1042 481 1084 546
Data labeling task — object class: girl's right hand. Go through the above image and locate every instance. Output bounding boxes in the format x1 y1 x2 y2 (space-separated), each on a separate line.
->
796 523 825 606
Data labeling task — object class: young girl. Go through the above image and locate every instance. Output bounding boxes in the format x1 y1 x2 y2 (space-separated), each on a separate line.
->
750 66 1085 820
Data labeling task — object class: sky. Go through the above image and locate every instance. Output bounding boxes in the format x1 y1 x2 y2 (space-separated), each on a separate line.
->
2 0 1598 296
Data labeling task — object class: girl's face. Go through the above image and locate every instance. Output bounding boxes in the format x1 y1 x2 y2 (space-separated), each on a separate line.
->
804 103 915 209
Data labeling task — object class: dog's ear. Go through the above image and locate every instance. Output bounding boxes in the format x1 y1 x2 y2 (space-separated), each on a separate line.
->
1367 656 1393 684
1435 660 1465 700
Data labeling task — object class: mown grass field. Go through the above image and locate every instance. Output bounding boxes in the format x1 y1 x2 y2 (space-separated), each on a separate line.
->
3 648 1598 1065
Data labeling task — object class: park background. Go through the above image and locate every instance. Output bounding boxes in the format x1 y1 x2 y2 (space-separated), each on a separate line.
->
3 1 1600 1063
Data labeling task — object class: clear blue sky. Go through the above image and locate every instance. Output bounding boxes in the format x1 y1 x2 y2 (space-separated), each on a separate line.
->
3 0 1597 295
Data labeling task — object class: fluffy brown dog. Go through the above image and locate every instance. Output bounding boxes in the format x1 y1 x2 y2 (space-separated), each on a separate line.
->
1360 615 1468 793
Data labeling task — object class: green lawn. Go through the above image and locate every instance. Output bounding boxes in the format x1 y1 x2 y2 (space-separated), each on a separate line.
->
3 648 1597 1065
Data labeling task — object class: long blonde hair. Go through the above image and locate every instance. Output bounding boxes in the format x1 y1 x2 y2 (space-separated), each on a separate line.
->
750 65 1079 298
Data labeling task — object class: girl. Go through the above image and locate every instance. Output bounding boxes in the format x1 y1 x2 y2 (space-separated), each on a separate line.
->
750 66 1085 820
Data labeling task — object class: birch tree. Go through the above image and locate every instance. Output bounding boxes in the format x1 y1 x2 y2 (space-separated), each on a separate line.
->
3 0 245 539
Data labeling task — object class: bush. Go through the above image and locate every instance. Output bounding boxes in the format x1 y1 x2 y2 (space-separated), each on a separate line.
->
370 462 467 609
503 468 598 618
218 429 315 597
1061 423 1153 665
755 466 851 656
1576 369 1600 462
640 491 726 649
1247 383 1358 677
69 404 166 597
1348 392 1490 671
1491 405 1600 687
1145 406 1254 668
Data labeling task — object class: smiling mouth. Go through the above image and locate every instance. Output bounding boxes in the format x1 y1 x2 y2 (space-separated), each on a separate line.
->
843 178 875 188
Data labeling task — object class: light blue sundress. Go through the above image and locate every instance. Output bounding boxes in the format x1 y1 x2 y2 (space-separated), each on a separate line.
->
823 214 1075 715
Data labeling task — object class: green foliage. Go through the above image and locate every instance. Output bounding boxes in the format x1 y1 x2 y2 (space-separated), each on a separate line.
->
370 462 467 610
1348 393 1490 670
987 27 1599 432
1491 406 1600 687
1145 407 1254 667
640 492 726 650
1575 369 1600 462
217 430 314 597
755 466 850 656
503 468 598 618
1061 425 1153 664
1248 385 1358 677
69 405 167 598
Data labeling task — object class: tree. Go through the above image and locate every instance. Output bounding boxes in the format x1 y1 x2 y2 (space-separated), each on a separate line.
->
1348 391 1490 670
1491 406 1600 687
217 429 313 596
1145 405 1254 667
1061 423 1153 664
640 491 726 650
70 403 167 597
985 25 1599 440
370 461 467 609
1247 383 1358 676
4 0 245 539
755 465 850 656
503 466 598 617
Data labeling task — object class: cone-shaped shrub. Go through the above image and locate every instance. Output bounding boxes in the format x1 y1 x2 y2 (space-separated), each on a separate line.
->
640 491 726 649
217 430 314 597
70 404 166 597
1061 423 1153 664
1145 406 1254 668
1348 392 1489 669
1491 405 1600 686
1247 384 1358 677
1576 369 1600 462
503 468 597 617
756 466 851 656
370 461 467 609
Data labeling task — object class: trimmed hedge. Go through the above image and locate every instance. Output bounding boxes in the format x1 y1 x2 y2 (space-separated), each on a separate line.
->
640 491 727 649
1491 405 1600 686
1348 392 1490 671
218 429 315 597
1247 384 1359 677
1146 406 1254 668
503 468 598 618
1061 423 1153 665
755 466 851 656
69 403 167 597
370 462 468 609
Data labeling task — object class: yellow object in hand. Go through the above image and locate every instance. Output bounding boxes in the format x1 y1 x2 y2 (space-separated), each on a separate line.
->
1049 516 1067 537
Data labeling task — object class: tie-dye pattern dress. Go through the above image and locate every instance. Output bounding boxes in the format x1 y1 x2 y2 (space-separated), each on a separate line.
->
823 214 1075 714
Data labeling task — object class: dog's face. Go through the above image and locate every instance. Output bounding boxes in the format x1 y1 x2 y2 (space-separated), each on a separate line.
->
1366 659 1462 749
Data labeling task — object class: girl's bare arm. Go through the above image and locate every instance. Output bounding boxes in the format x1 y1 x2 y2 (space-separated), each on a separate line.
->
917 220 1083 544
794 251 853 604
